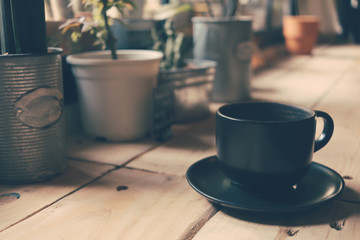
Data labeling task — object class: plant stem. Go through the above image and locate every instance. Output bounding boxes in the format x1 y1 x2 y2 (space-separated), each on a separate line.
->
101 0 117 60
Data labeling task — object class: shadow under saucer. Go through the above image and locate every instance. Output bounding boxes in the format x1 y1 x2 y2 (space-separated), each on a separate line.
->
186 156 345 214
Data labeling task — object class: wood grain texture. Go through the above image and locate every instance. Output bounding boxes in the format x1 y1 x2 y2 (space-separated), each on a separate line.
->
0 160 114 232
67 134 159 166
252 67 343 107
0 168 212 240
127 113 217 177
311 58 360 203
192 197 360 240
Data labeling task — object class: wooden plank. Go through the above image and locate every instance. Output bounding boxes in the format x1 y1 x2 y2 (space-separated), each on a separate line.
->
314 44 360 59
0 168 215 240
252 67 344 107
67 134 159 166
0 160 114 231
253 45 356 107
127 113 217 177
271 54 313 69
192 201 360 240
311 59 360 203
297 55 355 73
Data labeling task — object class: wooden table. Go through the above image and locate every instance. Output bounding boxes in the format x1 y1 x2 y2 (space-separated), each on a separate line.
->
1 44 360 239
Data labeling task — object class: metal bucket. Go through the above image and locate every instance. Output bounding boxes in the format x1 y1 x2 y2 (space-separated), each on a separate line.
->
192 17 253 102
159 59 216 123
0 48 68 184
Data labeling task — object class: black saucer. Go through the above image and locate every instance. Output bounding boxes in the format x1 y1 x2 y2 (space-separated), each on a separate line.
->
186 156 344 213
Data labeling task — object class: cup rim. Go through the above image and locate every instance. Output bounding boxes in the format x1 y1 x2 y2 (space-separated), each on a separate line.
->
216 101 315 123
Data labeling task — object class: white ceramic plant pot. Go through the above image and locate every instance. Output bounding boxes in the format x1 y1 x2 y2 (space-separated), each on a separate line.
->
67 50 163 141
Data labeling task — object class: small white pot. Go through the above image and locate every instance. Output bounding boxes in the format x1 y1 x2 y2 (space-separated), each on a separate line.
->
67 50 163 141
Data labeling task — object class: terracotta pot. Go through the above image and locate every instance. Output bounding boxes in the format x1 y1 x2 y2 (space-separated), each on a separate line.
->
283 15 319 55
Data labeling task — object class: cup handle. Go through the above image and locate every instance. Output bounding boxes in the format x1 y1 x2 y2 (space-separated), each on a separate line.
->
314 110 334 152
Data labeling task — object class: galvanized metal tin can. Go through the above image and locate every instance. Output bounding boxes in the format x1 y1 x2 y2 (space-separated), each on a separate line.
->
0 48 67 183
159 59 216 123
192 17 253 102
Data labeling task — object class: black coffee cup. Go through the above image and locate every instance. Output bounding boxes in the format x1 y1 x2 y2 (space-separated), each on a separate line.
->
216 101 334 189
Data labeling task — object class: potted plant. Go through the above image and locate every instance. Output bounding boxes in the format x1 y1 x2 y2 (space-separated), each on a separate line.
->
152 3 217 123
108 0 157 50
0 0 67 183
192 0 253 102
282 0 319 55
65 0 163 142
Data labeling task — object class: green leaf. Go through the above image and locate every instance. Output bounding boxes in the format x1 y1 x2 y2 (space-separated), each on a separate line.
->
71 31 82 42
